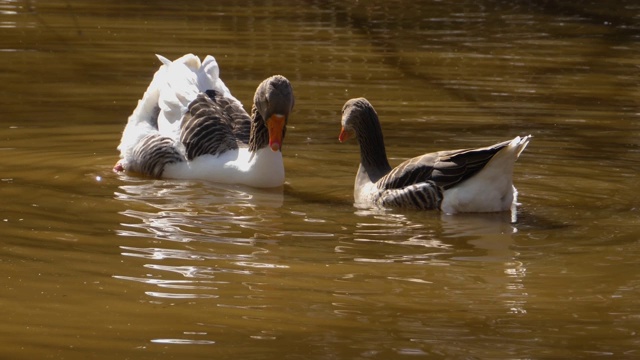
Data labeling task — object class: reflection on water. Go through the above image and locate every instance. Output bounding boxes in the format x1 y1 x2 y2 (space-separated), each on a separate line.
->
110 174 534 348
113 179 286 303
346 209 530 315
116 179 284 240
347 208 518 262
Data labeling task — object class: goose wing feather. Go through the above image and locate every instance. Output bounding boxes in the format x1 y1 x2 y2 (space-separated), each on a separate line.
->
377 139 512 192
127 134 185 178
180 90 253 160
375 180 443 210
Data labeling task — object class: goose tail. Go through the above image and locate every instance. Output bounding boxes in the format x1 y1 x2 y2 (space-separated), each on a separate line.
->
512 134 532 158
117 53 241 165
440 135 532 214
116 55 174 161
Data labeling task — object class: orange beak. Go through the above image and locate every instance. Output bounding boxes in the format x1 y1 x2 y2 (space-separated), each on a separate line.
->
266 114 285 152
338 127 352 143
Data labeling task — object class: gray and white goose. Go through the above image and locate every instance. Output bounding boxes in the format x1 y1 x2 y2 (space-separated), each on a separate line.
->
338 98 531 214
114 54 294 188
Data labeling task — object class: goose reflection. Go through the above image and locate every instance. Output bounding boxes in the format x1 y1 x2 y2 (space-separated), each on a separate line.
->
115 177 284 211
347 209 517 261
347 208 528 314
112 178 286 303
114 178 284 243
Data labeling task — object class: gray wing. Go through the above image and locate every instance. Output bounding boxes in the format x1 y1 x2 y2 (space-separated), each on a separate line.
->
180 90 251 160
375 180 443 210
379 139 512 191
128 134 185 178
207 90 252 145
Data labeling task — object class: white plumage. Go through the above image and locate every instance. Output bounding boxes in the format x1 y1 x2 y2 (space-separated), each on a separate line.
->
115 54 294 188
438 136 531 214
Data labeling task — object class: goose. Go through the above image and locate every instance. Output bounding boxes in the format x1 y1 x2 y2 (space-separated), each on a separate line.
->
338 98 531 214
114 54 294 188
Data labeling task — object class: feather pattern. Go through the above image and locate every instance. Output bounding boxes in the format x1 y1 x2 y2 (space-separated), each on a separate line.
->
128 134 184 178
115 54 294 188
248 105 269 153
339 98 531 213
180 91 241 160
375 180 443 210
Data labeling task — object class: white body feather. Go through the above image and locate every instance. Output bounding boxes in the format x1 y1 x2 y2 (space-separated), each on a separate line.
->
439 135 530 214
353 165 381 207
163 147 284 188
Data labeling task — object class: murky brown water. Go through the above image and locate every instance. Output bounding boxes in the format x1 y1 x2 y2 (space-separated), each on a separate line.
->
1 0 639 358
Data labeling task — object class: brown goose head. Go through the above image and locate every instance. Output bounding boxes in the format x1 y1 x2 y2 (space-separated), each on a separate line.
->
253 75 295 152
339 97 382 145
338 97 392 180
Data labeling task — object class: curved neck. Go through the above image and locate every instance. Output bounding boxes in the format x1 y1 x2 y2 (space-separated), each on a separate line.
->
354 111 392 183
248 105 269 152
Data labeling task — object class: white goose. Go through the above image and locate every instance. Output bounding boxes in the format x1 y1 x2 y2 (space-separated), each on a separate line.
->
114 54 294 188
338 98 531 214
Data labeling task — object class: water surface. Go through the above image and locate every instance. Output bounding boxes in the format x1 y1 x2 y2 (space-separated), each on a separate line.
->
1 0 639 359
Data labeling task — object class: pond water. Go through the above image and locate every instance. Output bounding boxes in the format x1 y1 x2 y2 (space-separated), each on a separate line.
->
1 0 639 358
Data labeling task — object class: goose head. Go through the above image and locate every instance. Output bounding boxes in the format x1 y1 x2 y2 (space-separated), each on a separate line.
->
338 98 391 180
338 97 380 144
253 75 295 152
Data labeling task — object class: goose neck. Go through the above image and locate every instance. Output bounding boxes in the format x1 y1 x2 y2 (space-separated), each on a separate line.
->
249 106 269 152
355 116 392 182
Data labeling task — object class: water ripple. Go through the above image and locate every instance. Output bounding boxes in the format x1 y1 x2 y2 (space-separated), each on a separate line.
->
112 178 291 304
145 292 218 299
151 338 216 345
119 246 252 261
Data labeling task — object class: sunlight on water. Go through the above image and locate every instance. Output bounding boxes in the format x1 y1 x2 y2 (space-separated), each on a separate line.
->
151 338 216 345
